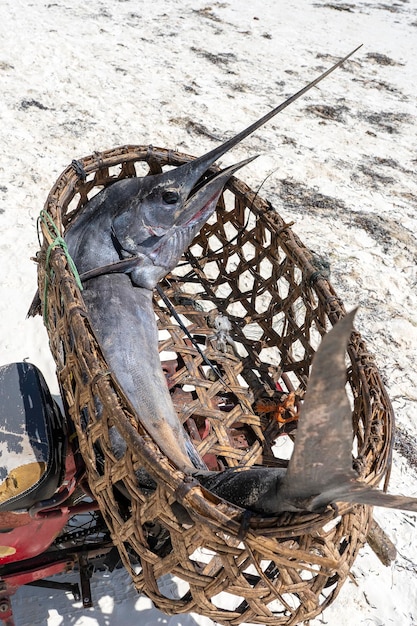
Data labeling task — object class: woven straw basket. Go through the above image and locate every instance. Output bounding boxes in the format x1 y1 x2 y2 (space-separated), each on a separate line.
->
35 145 394 625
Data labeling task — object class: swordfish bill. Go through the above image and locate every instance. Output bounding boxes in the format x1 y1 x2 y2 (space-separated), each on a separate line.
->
64 44 362 283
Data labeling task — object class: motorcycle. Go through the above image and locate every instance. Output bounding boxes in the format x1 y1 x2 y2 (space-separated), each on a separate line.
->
0 361 121 626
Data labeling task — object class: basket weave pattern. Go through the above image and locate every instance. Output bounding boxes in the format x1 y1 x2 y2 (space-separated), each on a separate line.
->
36 146 393 625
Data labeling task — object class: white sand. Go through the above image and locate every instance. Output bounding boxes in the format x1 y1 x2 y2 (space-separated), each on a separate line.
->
1 0 416 624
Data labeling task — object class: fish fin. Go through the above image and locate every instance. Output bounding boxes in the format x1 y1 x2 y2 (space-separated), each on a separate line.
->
79 255 148 282
337 483 417 512
281 310 358 498
27 289 41 317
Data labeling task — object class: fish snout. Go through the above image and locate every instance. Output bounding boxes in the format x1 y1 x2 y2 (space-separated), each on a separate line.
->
178 155 258 229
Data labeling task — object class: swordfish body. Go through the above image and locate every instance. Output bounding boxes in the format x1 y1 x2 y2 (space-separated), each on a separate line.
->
67 161 254 471
80 273 197 468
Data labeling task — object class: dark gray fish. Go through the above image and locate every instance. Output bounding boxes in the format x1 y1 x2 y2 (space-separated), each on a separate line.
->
65 48 361 472
63 46 417 515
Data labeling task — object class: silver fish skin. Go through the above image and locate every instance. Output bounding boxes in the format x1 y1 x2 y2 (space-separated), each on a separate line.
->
80 272 201 472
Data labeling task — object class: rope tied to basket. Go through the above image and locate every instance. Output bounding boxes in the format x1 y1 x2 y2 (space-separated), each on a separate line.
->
38 209 83 324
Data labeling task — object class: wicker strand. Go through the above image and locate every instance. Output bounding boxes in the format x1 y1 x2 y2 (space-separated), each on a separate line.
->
39 209 83 323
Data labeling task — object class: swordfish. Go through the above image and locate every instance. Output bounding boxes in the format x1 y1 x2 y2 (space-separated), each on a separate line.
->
64 46 417 514
65 47 361 472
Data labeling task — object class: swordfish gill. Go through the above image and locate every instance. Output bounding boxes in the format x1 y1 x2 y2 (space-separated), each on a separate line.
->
64 47 417 514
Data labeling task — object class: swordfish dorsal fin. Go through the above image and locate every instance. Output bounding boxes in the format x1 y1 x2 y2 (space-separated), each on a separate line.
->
194 312 359 513
196 310 417 515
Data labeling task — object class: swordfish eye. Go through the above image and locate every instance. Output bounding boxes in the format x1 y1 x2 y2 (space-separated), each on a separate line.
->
162 188 180 205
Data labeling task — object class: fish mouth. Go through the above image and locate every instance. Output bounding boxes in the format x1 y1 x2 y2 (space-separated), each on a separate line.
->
131 155 258 252
174 155 258 231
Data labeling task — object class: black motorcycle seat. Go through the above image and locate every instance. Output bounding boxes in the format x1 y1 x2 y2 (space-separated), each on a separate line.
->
0 362 66 512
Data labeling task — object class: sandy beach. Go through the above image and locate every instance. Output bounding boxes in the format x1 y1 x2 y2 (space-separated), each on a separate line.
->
0 0 416 624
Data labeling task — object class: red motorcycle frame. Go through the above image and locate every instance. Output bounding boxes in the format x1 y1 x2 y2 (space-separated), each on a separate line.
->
0 362 116 626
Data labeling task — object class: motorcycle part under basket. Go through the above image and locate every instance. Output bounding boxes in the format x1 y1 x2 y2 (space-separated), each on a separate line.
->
34 145 394 626
0 362 66 513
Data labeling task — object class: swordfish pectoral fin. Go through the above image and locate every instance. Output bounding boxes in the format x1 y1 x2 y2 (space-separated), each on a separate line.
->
280 310 359 501
79 254 148 283
27 289 42 317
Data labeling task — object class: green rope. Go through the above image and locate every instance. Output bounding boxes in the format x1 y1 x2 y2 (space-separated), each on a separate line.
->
39 210 83 324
